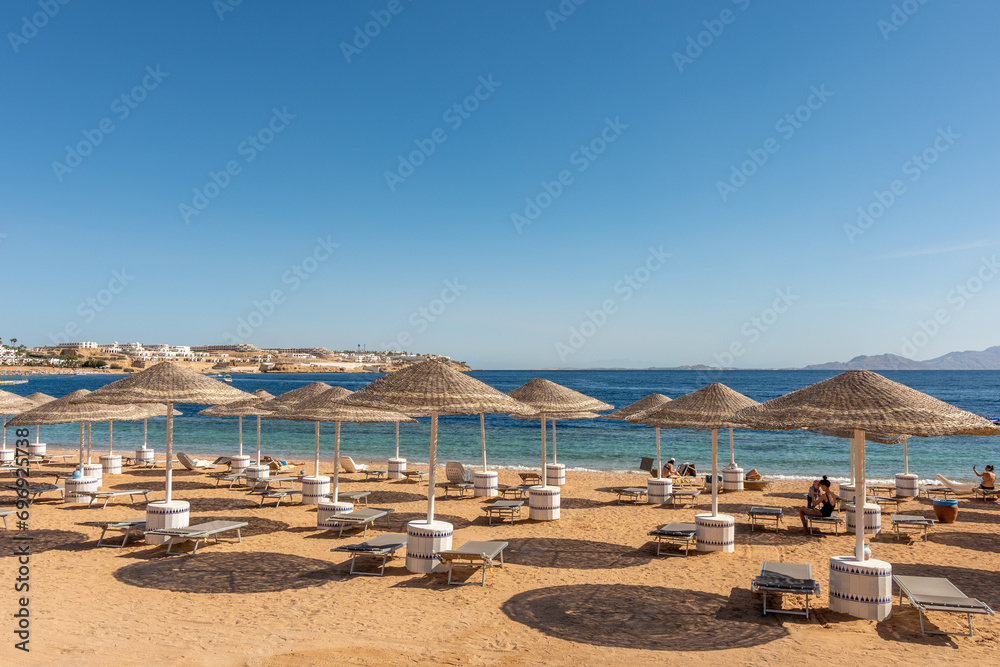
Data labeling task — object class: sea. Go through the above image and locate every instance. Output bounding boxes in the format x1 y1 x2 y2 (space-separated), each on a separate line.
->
3 370 999 484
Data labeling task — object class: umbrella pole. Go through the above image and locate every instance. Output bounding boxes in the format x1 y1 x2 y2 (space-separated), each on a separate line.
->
855 429 866 560
655 427 661 473
903 437 909 474
78 422 84 467
165 403 174 503
238 416 243 456
109 421 113 454
480 413 487 472
143 418 148 449
552 420 557 464
86 422 92 463
1 413 5 450
427 412 439 523
35 425 40 444
333 421 341 503
540 413 547 488
395 420 400 459
314 422 320 477
711 428 719 517
256 415 261 465
728 427 735 467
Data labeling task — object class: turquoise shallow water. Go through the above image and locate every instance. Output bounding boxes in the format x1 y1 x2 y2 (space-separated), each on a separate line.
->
3 370 998 484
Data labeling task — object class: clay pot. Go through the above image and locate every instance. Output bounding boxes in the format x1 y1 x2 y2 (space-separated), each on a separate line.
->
933 499 959 523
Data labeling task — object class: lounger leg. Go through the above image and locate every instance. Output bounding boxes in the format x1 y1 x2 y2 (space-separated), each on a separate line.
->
88 496 96 508
191 538 201 555
102 496 111 510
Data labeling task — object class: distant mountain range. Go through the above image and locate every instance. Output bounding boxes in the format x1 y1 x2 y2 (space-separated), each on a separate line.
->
801 346 1000 371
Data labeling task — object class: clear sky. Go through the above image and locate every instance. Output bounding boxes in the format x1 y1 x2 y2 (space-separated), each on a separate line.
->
2 1 997 369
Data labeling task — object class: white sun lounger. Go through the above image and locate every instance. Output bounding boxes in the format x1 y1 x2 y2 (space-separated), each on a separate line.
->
435 540 508 586
246 488 302 507
176 452 216 471
648 522 697 557
482 500 523 526
894 574 995 636
146 520 248 555
319 507 394 537
751 562 821 618
747 506 783 532
936 474 975 495
332 533 408 576
76 519 147 548
78 489 154 509
890 514 936 542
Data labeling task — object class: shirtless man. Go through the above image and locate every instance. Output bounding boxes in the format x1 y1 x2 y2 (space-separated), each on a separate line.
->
973 464 996 489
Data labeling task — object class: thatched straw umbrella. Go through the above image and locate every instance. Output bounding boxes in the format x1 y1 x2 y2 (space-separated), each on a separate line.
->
0 389 35 462
629 383 758 552
731 370 1000 620
341 360 532 573
277 387 414 508
603 393 671 474
261 386 350 475
804 427 914 493
507 378 612 493
198 390 274 473
510 410 602 483
71 363 248 540
257 382 332 413
23 392 56 451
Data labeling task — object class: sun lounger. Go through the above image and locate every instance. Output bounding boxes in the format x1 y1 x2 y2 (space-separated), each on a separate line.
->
482 500 523 525
806 512 845 535
498 484 532 499
890 514 936 542
921 486 955 500
974 487 1000 500
246 488 302 507
134 457 169 469
146 520 248 555
435 540 508 586
751 562 821 618
647 522 697 556
668 489 701 508
438 481 475 498
340 456 384 480
639 456 660 478
211 472 246 488
78 489 154 509
401 470 428 484
869 495 906 512
748 506 783 532
614 487 649 504
0 483 63 504
75 518 147 548
0 509 13 529
28 454 74 467
867 484 894 496
446 460 474 484
334 490 371 506
332 533 408 576
518 472 542 485
743 479 773 492
176 452 216 471
894 574 995 636
936 474 975 495
319 507 394 537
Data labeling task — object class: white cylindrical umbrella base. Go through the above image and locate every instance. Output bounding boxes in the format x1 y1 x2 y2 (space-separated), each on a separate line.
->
28 442 46 457
0 450 14 463
840 484 856 502
846 502 882 535
647 478 672 504
545 463 566 486
829 556 892 620
135 448 154 464
145 500 191 545
473 470 498 497
81 463 103 487
388 457 407 479
695 513 735 553
317 500 354 529
528 486 560 521
895 473 919 497
100 454 122 475
722 467 744 492
64 476 100 504
230 455 251 476
301 475 331 505
406 520 453 574
246 464 270 482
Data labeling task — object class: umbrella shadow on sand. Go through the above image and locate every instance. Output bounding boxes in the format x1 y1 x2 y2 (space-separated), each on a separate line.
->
115 551 339 593
0 528 88 555
503 537 652 570
502 583 788 651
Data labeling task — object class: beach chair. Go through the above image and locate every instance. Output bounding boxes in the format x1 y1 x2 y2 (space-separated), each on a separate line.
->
335 490 370 506
890 514 936 542
936 474 975 495
0 483 63 504
435 540 508 586
401 470 428 484
482 500 523 525
973 487 1000 501
668 489 700 508
893 574 995 636
246 488 302 507
518 472 542 485
747 506 783 532
146 520 248 555
340 456 387 480
751 562 821 618
75 518 146 548
647 522 697 557
743 479 773 492
319 507 394 537
613 487 648 504
438 481 474 498
446 461 474 484
332 533 408 576
921 486 955 500
675 462 697 477
176 452 216 471
639 457 660 478
806 512 845 535
79 489 154 509
497 484 532 499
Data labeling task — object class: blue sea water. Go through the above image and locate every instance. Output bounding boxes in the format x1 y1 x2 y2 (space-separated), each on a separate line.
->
3 370 998 484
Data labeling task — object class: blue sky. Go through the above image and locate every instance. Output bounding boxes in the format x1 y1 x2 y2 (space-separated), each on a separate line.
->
1 1 998 369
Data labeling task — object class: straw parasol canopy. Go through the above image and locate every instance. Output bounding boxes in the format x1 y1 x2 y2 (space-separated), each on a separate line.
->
342 360 533 523
277 387 415 501
805 427 908 445
510 410 602 471
602 393 672 476
72 362 250 503
729 370 1000 560
628 383 759 518
0 389 36 451
26 392 57 406
198 389 275 462
257 382 333 413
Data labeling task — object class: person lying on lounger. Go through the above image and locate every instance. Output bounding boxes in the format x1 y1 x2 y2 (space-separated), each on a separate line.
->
973 465 995 490
745 469 762 481
797 476 835 531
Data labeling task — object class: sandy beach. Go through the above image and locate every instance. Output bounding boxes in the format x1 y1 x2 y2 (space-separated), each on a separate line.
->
3 451 997 666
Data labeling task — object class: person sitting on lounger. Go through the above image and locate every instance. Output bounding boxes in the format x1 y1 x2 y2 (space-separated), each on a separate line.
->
797 476 835 531
662 458 681 478
973 465 995 490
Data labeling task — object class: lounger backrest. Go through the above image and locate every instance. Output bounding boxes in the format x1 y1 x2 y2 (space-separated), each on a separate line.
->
176 452 199 470
341 457 359 473
639 457 660 477
446 461 471 483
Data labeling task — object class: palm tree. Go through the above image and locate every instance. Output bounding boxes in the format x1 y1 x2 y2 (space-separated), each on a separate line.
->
10 338 16 348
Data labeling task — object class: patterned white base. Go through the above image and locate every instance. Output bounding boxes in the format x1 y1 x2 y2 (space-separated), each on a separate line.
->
135 448 154 463
895 473 919 498
545 463 566 486
230 455 251 476
846 502 882 535
28 443 46 457
722 467 744 491
406 520 453 574
317 500 354 529
64 476 100 504
301 475 331 505
81 463 103 488
145 500 191 545
529 486 561 521
245 464 270 482
647 478 673 504
0 450 13 463
474 470 499 497
695 513 735 553
388 457 407 479
829 556 892 620
100 454 122 475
